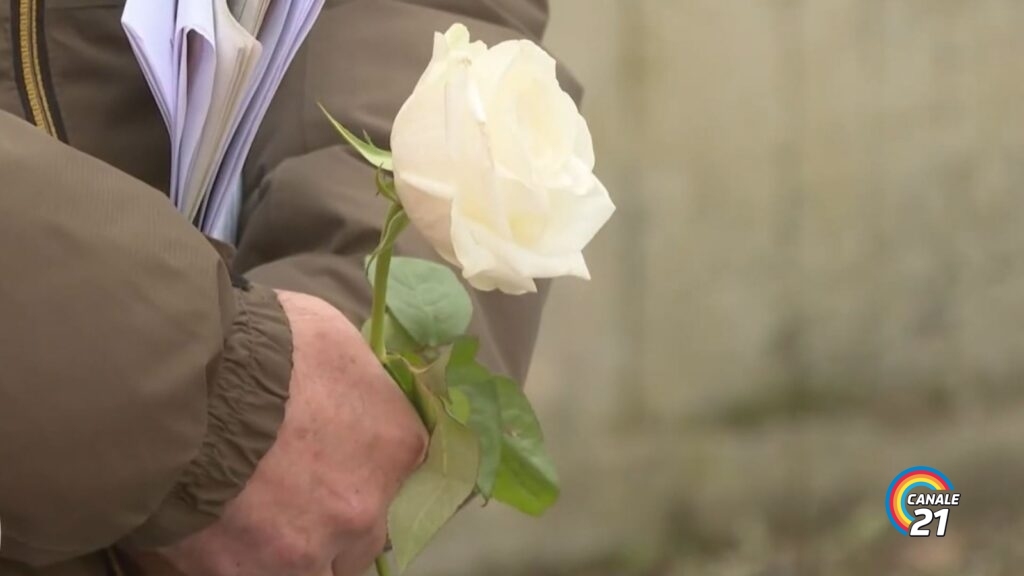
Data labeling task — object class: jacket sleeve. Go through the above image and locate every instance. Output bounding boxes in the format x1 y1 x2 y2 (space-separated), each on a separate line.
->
235 0 581 381
0 111 293 566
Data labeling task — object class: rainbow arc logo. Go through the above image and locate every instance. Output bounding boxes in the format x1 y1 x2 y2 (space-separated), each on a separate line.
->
885 466 959 536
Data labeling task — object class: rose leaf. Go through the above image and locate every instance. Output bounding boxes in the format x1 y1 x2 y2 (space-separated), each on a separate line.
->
319 103 394 171
361 311 421 356
388 407 480 571
371 257 473 348
488 377 560 516
445 338 503 497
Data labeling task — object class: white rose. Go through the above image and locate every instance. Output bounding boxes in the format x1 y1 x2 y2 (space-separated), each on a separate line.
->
390 24 615 295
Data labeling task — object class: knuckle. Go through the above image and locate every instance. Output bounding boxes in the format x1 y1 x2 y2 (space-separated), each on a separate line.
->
376 408 428 469
273 534 320 575
362 410 428 470
395 423 429 470
333 490 386 535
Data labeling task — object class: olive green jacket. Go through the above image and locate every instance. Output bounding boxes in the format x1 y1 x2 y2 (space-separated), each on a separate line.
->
0 1 577 574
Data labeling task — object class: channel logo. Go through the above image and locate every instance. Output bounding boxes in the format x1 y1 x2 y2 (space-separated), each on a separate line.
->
885 466 960 537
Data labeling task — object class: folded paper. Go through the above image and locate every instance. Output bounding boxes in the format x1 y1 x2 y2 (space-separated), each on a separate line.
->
123 0 324 241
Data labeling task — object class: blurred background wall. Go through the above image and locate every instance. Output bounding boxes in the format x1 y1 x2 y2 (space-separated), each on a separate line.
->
413 2 1024 575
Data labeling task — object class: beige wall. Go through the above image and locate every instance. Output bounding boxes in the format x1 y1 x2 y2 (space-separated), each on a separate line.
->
412 2 1024 574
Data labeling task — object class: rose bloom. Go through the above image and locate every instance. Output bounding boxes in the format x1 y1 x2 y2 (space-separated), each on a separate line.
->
390 24 615 295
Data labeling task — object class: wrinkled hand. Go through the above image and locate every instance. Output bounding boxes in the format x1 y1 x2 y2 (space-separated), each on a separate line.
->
160 290 427 576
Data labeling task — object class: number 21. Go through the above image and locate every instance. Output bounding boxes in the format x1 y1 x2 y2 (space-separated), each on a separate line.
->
910 508 949 537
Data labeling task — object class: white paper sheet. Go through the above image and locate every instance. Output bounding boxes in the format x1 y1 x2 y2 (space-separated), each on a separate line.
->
122 0 324 241
171 0 216 206
122 1 177 127
203 0 324 239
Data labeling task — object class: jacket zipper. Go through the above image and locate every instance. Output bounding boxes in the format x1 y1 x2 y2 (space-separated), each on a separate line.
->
11 0 66 141
14 3 116 574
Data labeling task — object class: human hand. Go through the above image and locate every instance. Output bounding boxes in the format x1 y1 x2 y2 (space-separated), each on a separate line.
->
159 290 427 576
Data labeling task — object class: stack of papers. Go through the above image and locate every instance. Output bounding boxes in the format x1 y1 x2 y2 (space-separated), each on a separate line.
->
122 0 324 240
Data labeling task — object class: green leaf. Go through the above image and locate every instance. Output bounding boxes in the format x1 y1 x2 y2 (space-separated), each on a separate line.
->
383 353 416 398
369 257 472 348
362 312 420 356
412 345 452 398
388 406 480 571
445 338 558 511
448 337 482 374
319 103 394 171
446 387 472 424
450 377 502 498
407 364 443 432
396 347 458 432
489 378 560 516
376 166 399 203
445 338 502 497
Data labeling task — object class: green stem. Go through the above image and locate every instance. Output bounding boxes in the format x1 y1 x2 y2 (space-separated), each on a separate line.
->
370 203 403 576
375 554 393 576
369 243 394 361
368 202 405 361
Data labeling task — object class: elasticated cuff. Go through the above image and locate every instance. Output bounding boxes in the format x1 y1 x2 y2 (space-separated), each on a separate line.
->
124 284 293 549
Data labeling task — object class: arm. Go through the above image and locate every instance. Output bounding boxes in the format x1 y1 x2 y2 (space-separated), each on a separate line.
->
0 111 292 565
235 0 582 381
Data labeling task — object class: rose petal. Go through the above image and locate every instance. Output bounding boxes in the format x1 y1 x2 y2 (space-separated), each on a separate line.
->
538 175 616 254
455 210 592 283
450 211 537 294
